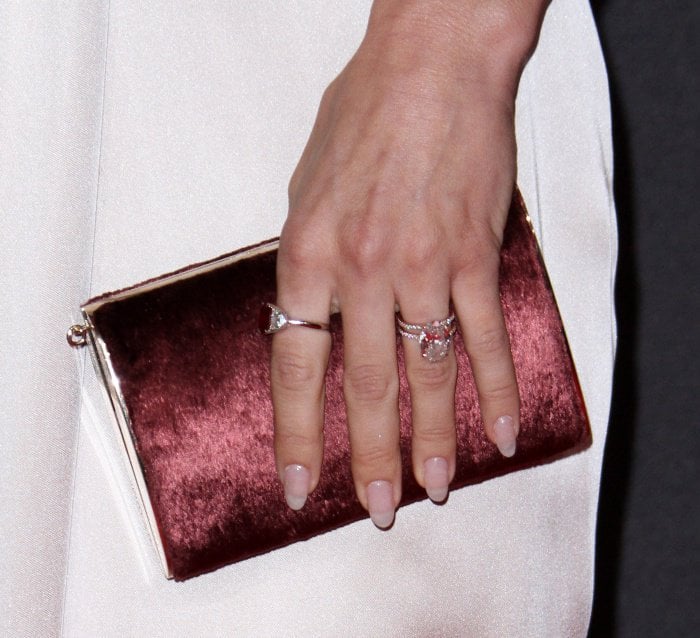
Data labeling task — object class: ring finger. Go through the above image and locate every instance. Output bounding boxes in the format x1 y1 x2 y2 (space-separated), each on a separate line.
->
396 281 457 503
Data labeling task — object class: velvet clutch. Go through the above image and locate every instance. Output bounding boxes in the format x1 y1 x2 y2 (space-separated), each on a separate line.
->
67 191 590 581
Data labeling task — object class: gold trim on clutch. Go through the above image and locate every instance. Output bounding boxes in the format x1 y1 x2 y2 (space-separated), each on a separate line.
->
69 239 280 580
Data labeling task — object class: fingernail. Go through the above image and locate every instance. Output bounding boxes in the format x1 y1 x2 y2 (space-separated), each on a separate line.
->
367 480 395 529
283 464 310 510
423 457 449 502
493 415 517 457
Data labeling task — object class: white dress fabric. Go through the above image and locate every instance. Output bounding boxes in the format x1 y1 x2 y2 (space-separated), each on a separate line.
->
0 1 616 636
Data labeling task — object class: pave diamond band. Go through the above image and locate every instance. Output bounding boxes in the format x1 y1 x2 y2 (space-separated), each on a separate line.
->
397 314 457 363
259 303 330 334
396 314 455 333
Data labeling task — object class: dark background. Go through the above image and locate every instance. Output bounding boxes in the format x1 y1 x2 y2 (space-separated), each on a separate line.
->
588 1 699 636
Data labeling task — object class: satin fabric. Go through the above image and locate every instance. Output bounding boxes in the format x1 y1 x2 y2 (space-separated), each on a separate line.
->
0 0 616 636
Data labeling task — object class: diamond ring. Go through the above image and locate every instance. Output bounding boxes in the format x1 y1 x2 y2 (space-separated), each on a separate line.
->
258 303 330 334
397 314 457 363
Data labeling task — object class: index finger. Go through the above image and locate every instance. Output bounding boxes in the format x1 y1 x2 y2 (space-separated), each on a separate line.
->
271 250 333 510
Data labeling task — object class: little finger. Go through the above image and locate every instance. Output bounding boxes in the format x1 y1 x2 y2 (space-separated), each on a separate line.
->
451 265 520 457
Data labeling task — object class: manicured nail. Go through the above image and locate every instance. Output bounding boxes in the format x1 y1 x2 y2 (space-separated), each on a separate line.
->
423 457 449 502
493 415 517 457
283 464 310 510
367 480 395 529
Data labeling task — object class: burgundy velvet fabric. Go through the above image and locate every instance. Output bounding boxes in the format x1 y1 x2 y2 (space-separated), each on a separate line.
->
89 192 589 581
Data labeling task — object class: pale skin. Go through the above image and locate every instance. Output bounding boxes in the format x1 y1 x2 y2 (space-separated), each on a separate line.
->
272 0 550 528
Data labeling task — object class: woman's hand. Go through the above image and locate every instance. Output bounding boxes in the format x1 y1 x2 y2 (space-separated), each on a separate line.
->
271 0 547 527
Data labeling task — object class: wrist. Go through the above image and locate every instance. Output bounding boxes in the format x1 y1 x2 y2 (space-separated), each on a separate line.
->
362 0 549 95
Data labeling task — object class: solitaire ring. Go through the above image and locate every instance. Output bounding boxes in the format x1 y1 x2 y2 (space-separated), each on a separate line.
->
258 302 330 334
397 313 457 363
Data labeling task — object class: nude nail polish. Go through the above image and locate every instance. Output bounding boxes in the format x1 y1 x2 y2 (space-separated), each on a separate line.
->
283 464 310 510
424 457 449 502
367 480 395 529
493 415 517 457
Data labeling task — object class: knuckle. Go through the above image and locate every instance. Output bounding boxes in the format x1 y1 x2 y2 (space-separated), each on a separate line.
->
279 233 324 272
468 326 510 359
320 78 338 106
400 229 442 271
413 421 454 446
319 84 338 115
479 378 519 405
344 363 397 405
454 245 499 278
338 208 391 276
272 351 323 393
287 169 302 201
409 360 455 392
274 427 320 452
353 443 397 473
339 233 389 276
452 227 502 276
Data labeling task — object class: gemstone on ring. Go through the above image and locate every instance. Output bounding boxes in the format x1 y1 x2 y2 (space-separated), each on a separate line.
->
259 303 288 334
419 321 454 363
258 302 331 334
396 314 457 363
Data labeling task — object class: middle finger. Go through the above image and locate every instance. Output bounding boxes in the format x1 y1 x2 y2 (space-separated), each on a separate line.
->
340 281 401 529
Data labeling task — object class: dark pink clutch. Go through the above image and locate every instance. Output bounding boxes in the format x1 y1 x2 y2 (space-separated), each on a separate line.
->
67 191 590 581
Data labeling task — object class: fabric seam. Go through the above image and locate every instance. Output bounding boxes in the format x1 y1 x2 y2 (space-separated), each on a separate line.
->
58 1 112 634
